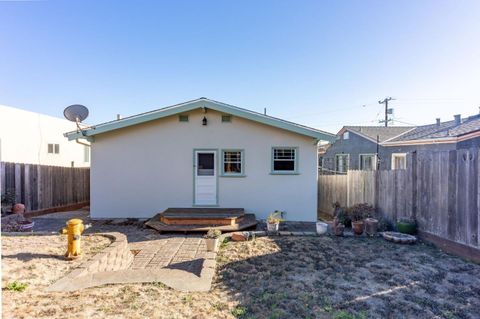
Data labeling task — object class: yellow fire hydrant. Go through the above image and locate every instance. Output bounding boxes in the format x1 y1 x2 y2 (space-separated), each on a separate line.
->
60 219 85 260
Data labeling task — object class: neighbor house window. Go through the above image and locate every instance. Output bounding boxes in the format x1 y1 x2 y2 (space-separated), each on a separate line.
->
335 154 349 173
318 156 324 168
179 115 189 122
343 132 349 140
392 153 407 170
221 115 232 123
272 147 298 174
84 146 90 163
221 150 244 176
359 154 376 171
48 143 60 154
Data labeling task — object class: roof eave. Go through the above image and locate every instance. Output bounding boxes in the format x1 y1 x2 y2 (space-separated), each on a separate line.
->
65 99 336 142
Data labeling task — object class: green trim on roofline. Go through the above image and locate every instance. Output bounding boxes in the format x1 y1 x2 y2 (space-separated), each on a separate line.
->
64 98 336 142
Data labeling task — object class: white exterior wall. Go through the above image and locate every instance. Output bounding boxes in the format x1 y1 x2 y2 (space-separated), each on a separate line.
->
91 109 318 221
0 105 90 167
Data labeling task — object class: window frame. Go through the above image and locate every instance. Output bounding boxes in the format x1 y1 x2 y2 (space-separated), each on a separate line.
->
335 154 350 173
271 147 299 175
359 153 377 171
48 143 60 155
391 153 407 170
221 115 232 123
178 115 189 122
343 131 350 140
220 149 245 177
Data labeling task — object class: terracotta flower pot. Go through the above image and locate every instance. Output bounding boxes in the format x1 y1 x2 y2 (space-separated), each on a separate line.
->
352 221 364 235
334 223 345 236
365 218 378 236
12 203 25 214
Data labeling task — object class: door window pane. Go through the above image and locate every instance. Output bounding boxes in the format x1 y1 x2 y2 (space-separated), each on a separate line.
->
198 153 214 176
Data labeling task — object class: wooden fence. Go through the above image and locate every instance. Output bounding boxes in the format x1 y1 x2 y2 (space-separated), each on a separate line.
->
1 162 90 212
318 148 480 251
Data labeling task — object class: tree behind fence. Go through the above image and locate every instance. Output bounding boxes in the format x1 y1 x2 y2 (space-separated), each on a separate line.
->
1 162 90 212
318 148 479 249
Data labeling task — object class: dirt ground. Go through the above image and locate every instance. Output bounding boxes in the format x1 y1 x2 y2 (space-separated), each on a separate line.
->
2 234 480 319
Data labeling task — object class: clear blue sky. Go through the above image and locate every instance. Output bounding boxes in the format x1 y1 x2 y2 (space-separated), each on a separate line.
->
1 0 480 132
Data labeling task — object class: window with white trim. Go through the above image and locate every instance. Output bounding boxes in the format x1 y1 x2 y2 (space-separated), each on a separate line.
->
48 143 60 154
359 154 376 170
272 148 297 173
222 150 244 175
343 132 349 140
391 153 407 169
335 154 349 173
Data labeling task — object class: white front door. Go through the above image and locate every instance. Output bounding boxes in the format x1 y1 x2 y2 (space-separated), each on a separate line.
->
194 150 217 205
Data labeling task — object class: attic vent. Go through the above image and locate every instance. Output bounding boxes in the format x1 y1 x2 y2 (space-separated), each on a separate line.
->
222 115 232 123
179 115 189 122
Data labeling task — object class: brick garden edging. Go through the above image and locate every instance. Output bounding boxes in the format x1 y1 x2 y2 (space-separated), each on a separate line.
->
48 232 133 292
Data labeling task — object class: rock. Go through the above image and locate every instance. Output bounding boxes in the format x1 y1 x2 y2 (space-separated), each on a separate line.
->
231 232 249 241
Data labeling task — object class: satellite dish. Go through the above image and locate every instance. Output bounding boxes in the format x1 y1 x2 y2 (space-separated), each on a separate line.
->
64 104 89 123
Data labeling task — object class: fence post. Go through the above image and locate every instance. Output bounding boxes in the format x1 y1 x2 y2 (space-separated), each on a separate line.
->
410 151 417 220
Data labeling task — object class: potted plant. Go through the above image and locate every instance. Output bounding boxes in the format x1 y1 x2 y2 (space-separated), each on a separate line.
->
266 211 283 232
332 217 345 236
396 218 417 235
13 203 34 232
365 218 379 236
204 229 221 252
350 210 364 235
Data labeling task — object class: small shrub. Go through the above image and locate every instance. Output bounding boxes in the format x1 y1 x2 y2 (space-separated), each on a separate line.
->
182 295 193 303
267 211 283 224
231 306 247 318
204 228 221 239
4 281 28 292
377 217 393 232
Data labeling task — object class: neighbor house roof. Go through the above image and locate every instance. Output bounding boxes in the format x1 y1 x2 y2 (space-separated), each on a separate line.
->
383 114 480 146
64 98 336 142
337 126 415 144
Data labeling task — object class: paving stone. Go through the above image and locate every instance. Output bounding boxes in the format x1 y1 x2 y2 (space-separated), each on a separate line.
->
279 231 292 236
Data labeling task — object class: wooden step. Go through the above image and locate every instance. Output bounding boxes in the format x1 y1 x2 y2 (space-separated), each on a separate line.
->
146 213 258 233
159 208 245 226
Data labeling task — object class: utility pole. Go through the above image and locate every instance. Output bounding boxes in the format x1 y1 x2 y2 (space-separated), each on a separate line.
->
378 97 395 127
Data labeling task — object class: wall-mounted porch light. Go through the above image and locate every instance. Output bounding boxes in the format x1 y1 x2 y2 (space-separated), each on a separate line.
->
202 116 207 126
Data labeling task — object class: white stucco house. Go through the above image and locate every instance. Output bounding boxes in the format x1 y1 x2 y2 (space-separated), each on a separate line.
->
65 98 335 221
0 105 90 167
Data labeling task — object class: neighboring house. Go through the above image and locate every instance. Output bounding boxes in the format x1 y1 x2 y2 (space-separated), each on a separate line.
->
320 126 414 172
0 105 90 167
381 114 480 169
65 98 336 221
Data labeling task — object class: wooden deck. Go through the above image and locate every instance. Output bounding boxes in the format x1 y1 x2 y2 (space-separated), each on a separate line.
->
145 208 257 233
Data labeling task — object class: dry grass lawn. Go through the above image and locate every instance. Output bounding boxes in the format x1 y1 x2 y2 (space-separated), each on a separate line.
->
2 234 480 319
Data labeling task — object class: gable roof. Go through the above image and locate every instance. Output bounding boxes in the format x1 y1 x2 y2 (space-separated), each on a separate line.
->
384 114 480 145
337 126 415 143
64 98 336 142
